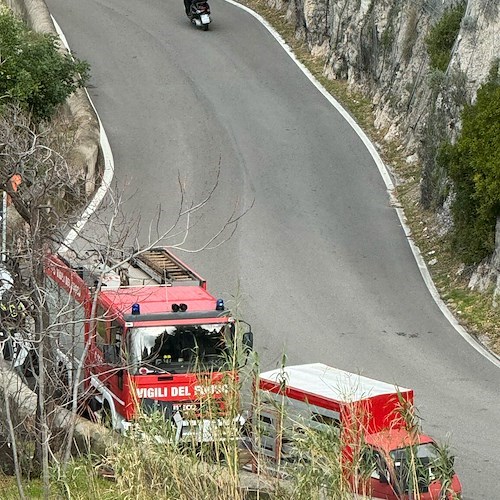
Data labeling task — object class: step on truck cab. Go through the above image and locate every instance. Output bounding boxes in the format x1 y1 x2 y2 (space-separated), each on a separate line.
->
254 363 462 499
45 247 253 442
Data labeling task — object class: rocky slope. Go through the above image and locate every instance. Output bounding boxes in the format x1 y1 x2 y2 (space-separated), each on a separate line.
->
278 0 498 159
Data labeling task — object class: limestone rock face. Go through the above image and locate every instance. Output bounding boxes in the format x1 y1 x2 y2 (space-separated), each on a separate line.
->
273 0 499 147
454 2 500 97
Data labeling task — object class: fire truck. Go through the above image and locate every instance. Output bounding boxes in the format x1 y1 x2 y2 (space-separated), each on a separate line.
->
44 247 253 441
254 363 462 499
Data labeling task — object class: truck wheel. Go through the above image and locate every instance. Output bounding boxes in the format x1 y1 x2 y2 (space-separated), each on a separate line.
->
203 24 209 31
102 401 114 429
89 397 101 413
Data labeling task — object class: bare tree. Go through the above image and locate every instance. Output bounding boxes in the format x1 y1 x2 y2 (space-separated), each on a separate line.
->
59 155 252 468
0 103 86 496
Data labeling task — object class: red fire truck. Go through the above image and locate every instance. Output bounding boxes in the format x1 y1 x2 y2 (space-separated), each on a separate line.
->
254 363 462 499
45 247 253 441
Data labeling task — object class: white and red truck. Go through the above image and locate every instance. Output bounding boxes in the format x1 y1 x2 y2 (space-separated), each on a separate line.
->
44 247 253 441
254 363 462 499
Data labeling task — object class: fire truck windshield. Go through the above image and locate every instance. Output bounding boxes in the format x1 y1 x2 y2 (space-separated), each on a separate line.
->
389 443 440 491
129 323 231 374
390 442 439 464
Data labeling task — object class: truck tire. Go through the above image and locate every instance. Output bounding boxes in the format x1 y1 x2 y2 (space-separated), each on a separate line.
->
102 401 114 429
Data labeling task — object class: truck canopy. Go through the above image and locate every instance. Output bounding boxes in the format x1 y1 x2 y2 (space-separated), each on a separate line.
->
259 363 413 434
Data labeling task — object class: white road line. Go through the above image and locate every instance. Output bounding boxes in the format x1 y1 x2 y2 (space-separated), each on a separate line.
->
51 17 115 254
225 0 500 368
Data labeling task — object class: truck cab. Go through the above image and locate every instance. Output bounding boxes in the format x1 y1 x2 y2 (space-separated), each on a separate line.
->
45 247 253 441
362 428 462 499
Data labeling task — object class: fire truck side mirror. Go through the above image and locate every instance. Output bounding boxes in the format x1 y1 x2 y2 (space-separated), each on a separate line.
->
379 470 390 484
242 331 253 350
103 344 120 365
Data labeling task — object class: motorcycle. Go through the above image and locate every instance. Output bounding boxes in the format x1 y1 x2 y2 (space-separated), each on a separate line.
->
188 0 211 31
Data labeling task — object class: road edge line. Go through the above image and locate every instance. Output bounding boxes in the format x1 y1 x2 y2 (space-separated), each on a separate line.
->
51 16 115 254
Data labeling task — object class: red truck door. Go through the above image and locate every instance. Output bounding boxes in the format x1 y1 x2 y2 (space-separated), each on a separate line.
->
359 446 397 499
95 313 128 417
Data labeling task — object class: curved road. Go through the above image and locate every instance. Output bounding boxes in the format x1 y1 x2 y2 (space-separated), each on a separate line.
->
45 0 499 497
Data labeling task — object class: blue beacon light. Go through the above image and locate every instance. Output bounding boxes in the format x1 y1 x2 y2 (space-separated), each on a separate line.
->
131 303 140 315
216 299 225 311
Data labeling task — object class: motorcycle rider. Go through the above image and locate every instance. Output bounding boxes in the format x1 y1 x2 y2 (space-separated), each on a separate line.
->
184 0 194 16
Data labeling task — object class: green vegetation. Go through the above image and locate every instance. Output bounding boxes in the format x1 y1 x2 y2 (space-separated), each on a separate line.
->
104 411 246 499
0 6 89 120
425 2 466 71
437 63 500 264
0 459 121 499
380 3 401 53
402 6 419 64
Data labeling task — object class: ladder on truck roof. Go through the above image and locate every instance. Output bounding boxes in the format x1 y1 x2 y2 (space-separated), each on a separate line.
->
132 248 204 286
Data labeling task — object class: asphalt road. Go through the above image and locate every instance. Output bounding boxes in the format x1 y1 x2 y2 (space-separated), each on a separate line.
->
44 0 500 497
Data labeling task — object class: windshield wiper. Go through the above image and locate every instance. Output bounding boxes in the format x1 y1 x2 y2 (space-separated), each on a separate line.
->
139 362 173 375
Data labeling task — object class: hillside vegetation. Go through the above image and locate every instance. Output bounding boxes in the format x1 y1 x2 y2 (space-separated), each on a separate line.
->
0 6 88 120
